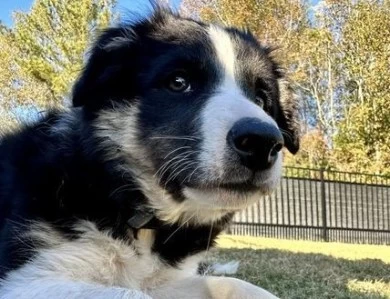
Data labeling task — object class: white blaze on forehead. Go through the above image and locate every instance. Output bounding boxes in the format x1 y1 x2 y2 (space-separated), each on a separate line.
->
208 25 236 79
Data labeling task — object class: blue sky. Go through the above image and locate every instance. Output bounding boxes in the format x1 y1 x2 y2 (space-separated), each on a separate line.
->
0 0 181 26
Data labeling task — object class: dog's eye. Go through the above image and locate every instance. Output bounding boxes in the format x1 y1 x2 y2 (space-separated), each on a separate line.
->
255 89 267 109
255 78 272 109
167 72 191 93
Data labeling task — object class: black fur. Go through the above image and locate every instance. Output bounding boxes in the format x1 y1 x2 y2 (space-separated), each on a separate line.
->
152 213 234 266
0 112 144 276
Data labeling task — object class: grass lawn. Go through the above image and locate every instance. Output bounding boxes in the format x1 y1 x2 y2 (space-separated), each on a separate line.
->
209 235 390 299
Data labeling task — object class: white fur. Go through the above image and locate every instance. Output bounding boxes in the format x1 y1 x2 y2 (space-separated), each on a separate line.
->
0 221 198 296
208 26 236 79
0 280 151 299
148 276 279 299
1 277 278 299
210 261 240 275
0 221 278 299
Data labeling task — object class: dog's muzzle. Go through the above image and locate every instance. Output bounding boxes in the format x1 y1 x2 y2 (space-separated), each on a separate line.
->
227 117 284 172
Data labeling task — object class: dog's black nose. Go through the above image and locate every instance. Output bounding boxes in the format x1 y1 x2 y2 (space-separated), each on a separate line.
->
227 117 284 171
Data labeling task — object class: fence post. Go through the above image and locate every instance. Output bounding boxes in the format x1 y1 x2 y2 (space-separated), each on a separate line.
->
320 168 329 242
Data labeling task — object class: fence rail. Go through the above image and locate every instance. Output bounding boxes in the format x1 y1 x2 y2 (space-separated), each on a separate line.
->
229 167 390 245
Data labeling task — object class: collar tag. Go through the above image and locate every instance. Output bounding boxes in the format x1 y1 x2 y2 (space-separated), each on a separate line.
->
127 208 155 229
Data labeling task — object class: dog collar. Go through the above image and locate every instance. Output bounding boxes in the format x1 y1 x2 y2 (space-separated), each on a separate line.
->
126 207 162 230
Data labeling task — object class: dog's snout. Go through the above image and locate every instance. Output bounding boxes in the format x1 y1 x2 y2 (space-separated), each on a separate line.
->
227 117 284 171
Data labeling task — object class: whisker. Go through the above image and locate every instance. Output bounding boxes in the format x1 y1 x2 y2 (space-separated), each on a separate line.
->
182 165 202 184
155 151 194 179
150 136 200 141
164 160 196 185
163 213 197 244
164 146 192 159
168 161 198 183
204 222 214 261
157 151 196 182
157 150 198 178
109 184 143 198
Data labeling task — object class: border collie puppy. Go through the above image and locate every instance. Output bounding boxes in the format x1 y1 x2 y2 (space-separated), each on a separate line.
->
0 8 299 299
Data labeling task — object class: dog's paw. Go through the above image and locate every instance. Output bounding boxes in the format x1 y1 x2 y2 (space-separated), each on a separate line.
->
121 290 153 299
209 277 279 299
147 276 278 299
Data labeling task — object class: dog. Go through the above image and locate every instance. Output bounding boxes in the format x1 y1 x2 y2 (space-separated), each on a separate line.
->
0 7 299 299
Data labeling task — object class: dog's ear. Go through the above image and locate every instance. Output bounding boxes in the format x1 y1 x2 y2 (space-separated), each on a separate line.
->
72 27 137 109
276 79 300 154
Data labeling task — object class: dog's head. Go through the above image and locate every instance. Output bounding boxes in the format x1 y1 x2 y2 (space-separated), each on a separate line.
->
73 8 300 224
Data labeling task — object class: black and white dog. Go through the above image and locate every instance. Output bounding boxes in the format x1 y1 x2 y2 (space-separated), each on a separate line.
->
0 8 299 299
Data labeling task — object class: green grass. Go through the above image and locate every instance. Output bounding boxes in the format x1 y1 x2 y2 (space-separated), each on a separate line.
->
208 235 390 299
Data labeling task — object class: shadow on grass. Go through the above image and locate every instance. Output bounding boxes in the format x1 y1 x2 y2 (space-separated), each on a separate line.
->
211 248 390 299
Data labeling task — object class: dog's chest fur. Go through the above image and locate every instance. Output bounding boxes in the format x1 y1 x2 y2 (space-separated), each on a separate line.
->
7 221 202 291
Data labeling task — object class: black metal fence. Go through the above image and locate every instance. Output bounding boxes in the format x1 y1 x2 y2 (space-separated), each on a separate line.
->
229 166 390 245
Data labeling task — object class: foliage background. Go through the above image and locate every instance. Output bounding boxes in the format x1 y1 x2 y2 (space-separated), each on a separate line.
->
0 0 389 175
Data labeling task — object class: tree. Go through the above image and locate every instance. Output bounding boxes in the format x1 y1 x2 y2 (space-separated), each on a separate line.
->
1 0 116 109
0 25 52 110
332 1 390 174
284 129 330 169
